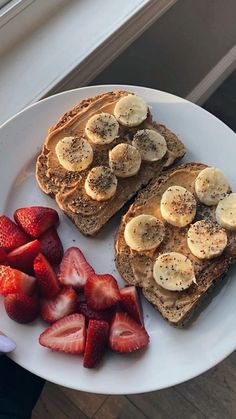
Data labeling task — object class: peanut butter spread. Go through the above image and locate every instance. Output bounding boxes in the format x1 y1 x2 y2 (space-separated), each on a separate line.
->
36 91 182 219
116 164 236 322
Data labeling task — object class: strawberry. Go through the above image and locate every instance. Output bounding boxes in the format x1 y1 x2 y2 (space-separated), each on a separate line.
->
58 247 94 288
109 312 149 353
0 265 36 296
0 215 29 252
33 253 60 298
39 228 63 265
120 286 143 324
83 320 109 368
39 313 86 354
4 293 40 323
0 248 8 265
78 302 114 324
14 206 59 238
84 273 120 310
7 240 41 273
41 286 77 323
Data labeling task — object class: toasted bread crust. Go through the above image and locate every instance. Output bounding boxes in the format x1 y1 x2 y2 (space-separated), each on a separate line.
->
36 91 185 236
115 163 236 327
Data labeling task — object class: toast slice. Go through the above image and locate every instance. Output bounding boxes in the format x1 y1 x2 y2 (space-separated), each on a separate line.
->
36 91 185 236
115 163 236 327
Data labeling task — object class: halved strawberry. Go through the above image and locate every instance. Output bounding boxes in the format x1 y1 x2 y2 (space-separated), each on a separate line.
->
39 228 63 265
0 215 29 252
33 253 60 298
0 265 36 296
14 206 59 238
109 312 149 353
84 274 120 310
0 248 8 265
78 302 114 324
120 286 143 324
7 240 41 273
4 293 40 323
83 320 109 368
41 286 77 323
58 247 94 288
39 313 86 354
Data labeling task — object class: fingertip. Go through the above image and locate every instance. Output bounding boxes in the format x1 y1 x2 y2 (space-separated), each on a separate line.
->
0 335 16 353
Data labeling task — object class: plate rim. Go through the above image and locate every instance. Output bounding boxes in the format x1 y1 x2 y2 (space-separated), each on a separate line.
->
1 83 235 137
1 84 236 394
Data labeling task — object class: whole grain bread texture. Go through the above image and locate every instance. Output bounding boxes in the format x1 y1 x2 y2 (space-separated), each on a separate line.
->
36 90 185 236
115 162 236 327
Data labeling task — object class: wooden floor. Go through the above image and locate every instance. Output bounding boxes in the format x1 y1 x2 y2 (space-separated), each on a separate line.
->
32 349 236 419
32 72 236 419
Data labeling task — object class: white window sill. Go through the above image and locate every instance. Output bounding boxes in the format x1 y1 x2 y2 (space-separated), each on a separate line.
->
0 0 176 125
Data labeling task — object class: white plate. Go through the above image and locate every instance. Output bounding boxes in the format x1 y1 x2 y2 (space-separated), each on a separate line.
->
0 85 236 395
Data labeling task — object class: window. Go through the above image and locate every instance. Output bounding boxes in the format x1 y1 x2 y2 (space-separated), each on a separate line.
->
0 0 10 8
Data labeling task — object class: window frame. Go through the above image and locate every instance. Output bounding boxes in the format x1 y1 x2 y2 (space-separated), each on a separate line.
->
0 0 177 125
0 0 35 26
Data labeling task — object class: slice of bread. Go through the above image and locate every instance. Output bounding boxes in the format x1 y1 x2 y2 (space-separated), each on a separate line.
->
36 91 185 236
115 163 236 327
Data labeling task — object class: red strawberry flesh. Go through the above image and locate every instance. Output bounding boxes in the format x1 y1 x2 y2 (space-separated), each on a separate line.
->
120 286 143 324
14 206 59 238
0 265 36 296
39 228 63 265
4 293 40 323
84 273 120 310
109 312 149 353
0 215 29 252
7 240 41 273
83 320 109 368
41 286 77 324
39 313 86 354
58 247 94 288
34 253 60 298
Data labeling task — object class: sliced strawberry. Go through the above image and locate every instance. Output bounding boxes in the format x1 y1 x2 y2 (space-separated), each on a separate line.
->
0 248 8 265
84 273 120 310
78 302 114 324
7 240 41 273
58 247 94 288
120 286 143 324
33 253 60 298
41 286 77 323
39 313 86 354
14 206 59 238
39 228 63 265
109 312 149 353
4 293 40 323
0 215 29 252
0 265 36 296
83 320 109 368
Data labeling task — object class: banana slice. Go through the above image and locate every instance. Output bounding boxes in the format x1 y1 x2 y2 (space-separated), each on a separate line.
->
85 112 119 144
187 220 227 259
153 252 196 291
124 214 165 252
109 143 141 178
85 166 117 201
216 193 236 230
114 94 148 127
195 167 230 206
55 136 93 172
132 129 167 162
160 186 196 227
